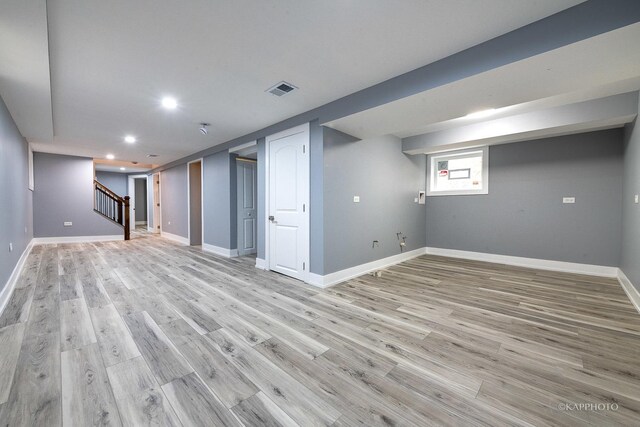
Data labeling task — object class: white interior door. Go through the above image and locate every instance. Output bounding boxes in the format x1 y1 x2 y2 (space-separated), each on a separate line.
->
267 124 309 281
153 173 161 233
127 176 135 234
237 159 257 256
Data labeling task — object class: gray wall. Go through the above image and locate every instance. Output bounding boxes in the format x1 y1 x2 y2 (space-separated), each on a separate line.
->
95 171 127 197
203 152 237 249
160 164 188 238
309 120 324 274
622 116 640 290
33 153 123 237
0 95 33 292
134 178 147 222
426 129 624 267
323 129 427 274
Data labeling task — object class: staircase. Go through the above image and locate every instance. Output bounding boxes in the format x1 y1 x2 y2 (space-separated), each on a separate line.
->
94 179 131 240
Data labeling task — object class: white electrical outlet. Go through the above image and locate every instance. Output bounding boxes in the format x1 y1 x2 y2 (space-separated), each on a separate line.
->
168 221 171 225
24 226 27 234
353 196 360 203
562 197 575 204
635 194 639 204
9 242 13 252
64 221 72 227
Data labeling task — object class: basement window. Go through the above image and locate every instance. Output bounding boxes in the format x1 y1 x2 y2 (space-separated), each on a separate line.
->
426 147 488 196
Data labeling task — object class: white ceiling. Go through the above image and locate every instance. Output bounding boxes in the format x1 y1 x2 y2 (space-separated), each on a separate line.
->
0 0 52 142
0 0 584 165
324 22 640 140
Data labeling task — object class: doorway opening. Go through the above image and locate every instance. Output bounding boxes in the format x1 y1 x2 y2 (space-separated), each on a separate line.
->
188 160 203 246
128 175 149 234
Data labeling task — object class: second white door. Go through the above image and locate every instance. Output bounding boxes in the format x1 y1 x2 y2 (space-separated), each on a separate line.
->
267 124 309 281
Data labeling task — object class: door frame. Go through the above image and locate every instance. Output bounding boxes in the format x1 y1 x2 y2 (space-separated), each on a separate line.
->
264 122 310 282
187 159 204 246
127 174 148 234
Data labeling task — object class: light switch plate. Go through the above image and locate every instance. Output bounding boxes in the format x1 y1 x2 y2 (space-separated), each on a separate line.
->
63 221 73 226
562 197 575 204
353 196 360 203
635 194 639 204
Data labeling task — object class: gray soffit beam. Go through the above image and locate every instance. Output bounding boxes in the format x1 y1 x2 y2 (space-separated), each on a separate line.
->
402 91 639 155
151 0 640 173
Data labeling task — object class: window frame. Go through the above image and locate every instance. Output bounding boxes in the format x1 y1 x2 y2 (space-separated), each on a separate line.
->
426 146 489 196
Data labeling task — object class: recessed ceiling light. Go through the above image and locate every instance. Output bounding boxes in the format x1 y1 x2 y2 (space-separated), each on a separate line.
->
106 154 115 160
124 135 136 143
161 96 178 109
120 167 126 171
465 108 496 119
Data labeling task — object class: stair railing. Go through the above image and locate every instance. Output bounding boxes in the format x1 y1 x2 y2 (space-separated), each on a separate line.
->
94 179 130 240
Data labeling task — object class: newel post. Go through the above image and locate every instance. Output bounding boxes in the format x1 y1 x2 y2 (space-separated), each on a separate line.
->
124 196 131 241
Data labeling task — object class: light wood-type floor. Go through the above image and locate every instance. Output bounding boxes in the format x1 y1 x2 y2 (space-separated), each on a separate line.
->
1 232 639 426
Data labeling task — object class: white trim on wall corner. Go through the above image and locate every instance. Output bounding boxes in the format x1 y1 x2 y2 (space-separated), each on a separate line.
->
160 231 189 245
0 239 34 316
255 258 267 270
425 247 619 277
32 235 123 244
307 247 428 288
202 243 238 258
618 269 640 314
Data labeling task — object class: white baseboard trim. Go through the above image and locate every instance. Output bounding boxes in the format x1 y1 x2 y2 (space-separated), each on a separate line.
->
425 247 618 278
0 239 34 317
135 221 147 225
202 243 239 258
32 235 123 244
307 247 428 288
618 269 640 314
255 258 267 270
160 231 189 245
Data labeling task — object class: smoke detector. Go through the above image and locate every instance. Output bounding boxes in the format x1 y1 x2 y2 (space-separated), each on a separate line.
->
199 123 210 135
266 81 297 97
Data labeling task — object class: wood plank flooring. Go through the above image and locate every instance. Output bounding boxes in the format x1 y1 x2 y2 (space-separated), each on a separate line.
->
1 231 639 426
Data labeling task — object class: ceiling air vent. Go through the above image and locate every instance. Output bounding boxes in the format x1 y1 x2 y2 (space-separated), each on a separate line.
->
146 154 159 158
266 81 297 97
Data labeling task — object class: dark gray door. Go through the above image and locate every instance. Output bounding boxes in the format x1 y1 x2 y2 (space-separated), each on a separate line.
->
237 160 257 256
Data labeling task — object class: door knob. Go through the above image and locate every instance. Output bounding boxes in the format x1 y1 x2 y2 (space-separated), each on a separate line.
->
268 215 275 222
